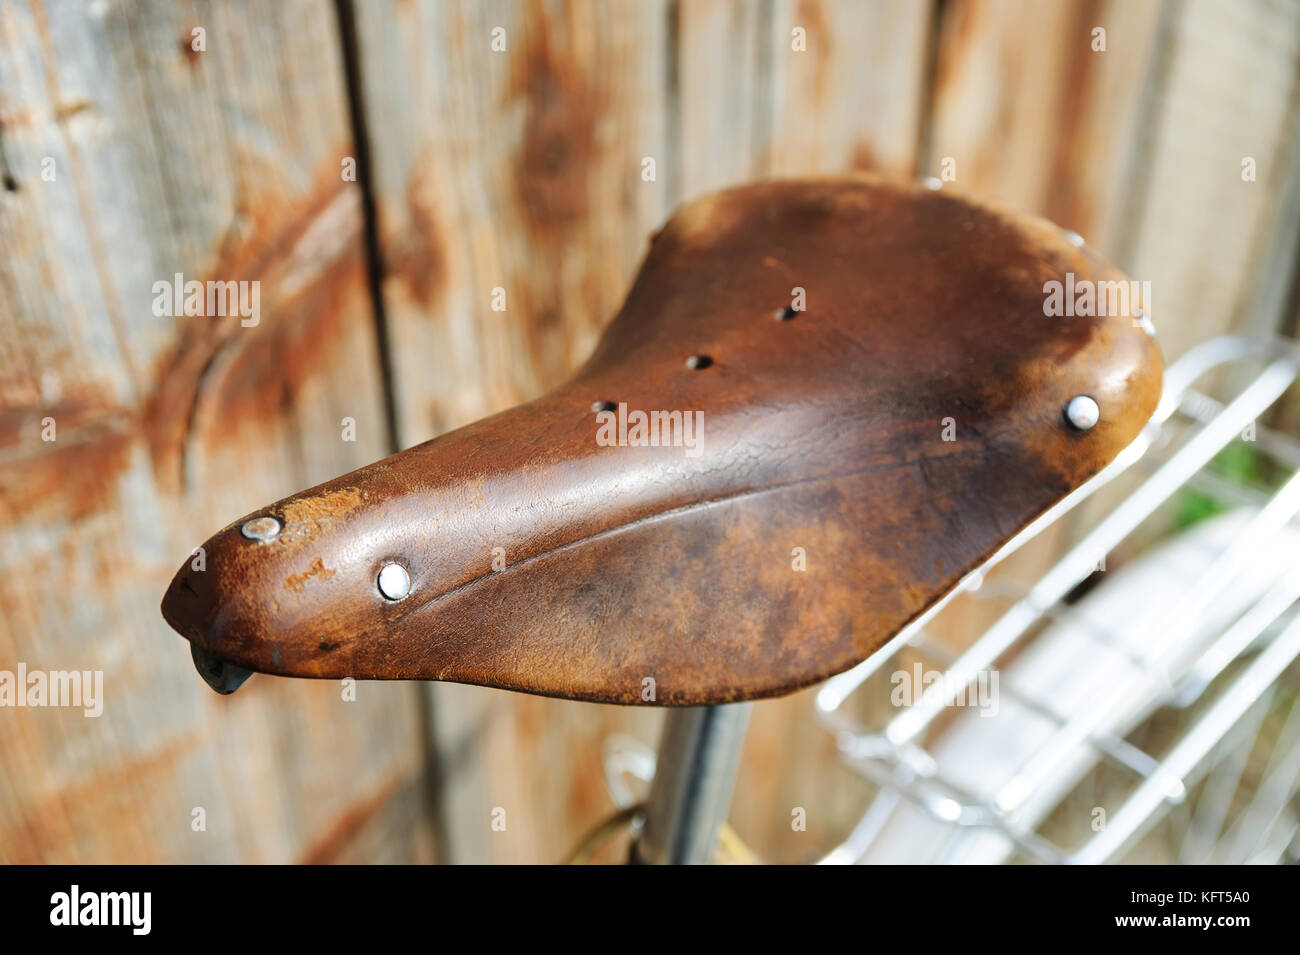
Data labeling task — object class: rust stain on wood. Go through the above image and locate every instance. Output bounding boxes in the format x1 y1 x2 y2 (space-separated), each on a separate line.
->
0 730 199 863
509 4 595 237
382 148 449 310
797 0 833 103
930 0 980 99
142 154 370 492
295 769 408 864
179 28 202 66
52 99 93 122
850 140 880 172
0 397 133 523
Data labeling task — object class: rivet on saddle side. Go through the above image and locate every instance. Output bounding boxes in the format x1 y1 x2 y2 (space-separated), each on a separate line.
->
161 176 1163 705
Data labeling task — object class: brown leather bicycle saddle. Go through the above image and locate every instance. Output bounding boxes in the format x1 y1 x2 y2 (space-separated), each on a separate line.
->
162 176 1162 704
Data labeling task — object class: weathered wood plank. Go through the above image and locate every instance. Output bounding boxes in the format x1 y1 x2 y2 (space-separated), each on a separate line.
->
1119 0 1300 360
349 0 671 863
7 0 1290 866
762 0 932 178
673 0 766 197
0 0 430 862
927 0 1164 242
927 0 1300 360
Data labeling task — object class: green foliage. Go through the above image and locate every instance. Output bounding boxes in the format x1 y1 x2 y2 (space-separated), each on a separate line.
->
1173 441 1263 530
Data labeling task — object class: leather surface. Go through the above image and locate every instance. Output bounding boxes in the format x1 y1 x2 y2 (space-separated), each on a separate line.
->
162 176 1163 704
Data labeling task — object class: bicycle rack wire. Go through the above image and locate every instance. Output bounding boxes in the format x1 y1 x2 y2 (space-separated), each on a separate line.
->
815 334 1300 864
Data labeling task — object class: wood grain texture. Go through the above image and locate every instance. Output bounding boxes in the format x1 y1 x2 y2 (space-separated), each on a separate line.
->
928 0 1300 361
347 0 671 864
927 0 1164 244
0 0 430 862
1118 0 1300 361
762 0 931 177
5 0 1297 867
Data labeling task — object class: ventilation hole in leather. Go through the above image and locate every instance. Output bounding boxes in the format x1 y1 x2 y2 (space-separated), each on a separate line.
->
592 400 617 413
686 355 713 370
774 306 798 320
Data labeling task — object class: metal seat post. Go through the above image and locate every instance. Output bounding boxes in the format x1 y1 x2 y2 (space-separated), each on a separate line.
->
633 703 752 864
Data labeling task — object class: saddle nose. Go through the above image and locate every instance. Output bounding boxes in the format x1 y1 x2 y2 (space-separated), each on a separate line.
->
161 175 1162 705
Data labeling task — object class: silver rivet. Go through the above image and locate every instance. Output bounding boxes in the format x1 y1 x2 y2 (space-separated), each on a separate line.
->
922 176 942 191
1064 229 1086 248
377 562 411 601
241 516 281 542
1064 395 1100 431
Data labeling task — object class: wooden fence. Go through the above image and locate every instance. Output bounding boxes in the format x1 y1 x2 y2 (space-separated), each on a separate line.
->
2 0 1298 863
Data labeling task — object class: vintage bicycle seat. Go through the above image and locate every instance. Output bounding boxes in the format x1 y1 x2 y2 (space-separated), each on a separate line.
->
161 176 1162 704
